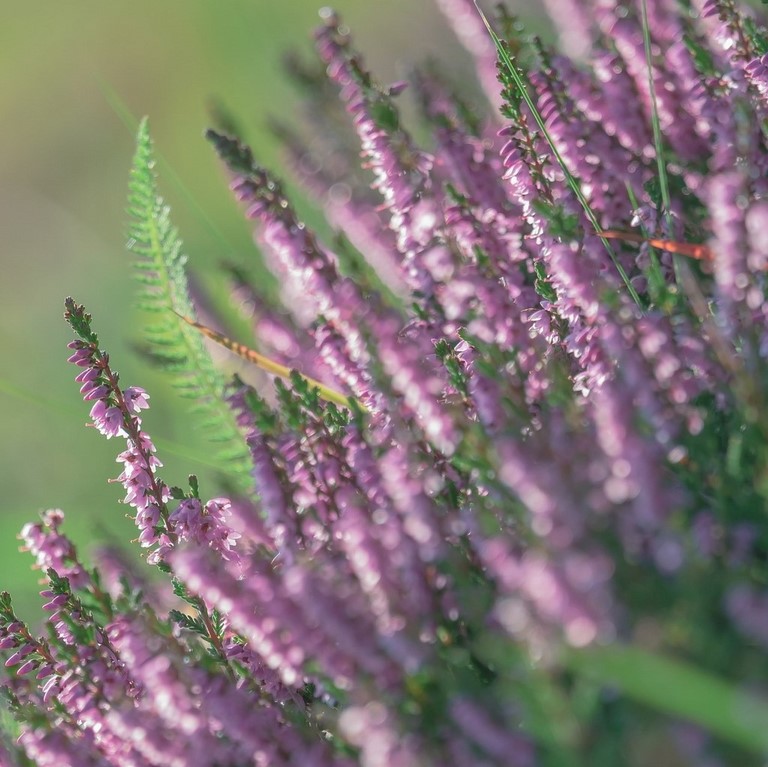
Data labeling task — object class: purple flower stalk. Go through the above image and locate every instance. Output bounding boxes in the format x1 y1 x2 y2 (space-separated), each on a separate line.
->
19 509 90 591
66 318 173 563
65 299 241 567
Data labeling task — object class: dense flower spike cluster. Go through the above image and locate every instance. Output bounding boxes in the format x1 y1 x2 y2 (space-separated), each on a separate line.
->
4 1 768 765
64 300 241 567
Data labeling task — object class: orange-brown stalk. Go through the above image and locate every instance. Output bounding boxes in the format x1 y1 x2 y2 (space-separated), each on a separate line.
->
601 230 713 262
175 313 362 412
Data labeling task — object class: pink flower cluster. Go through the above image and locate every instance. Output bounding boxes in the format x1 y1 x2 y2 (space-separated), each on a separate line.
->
66 320 240 566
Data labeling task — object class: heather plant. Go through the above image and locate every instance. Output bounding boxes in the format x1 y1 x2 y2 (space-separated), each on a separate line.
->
4 0 768 764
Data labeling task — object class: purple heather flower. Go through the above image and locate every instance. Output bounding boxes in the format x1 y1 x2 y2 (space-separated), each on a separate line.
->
415 69 512 215
88 400 127 440
375 312 459 455
342 426 435 617
198 669 345 767
19 509 90 590
68 323 248 567
168 497 241 563
114 435 172 562
312 321 380 410
746 200 768 279
499 127 554 243
493 428 586 545
544 241 615 392
593 1 710 162
218 138 462 452
245 431 298 551
633 312 715 435
333 484 426 642
221 637 305 708
338 701 431 767
18 728 110 767
706 170 750 337
540 0 596 59
5 645 36 669
698 0 759 68
745 53 768 116
108 616 227 761
229 275 311 366
376 441 448 564
480 537 612 648
66 333 175 562
277 126 408 298
315 12 453 299
122 386 150 415
589 380 685 566
315 14 434 221
171 547 324 688
529 58 650 225
588 50 654 157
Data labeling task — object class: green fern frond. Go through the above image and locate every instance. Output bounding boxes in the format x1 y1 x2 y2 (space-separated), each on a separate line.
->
126 118 253 493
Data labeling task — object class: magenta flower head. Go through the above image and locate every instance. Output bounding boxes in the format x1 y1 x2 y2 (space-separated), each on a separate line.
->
65 299 245 571
64 299 175 562
18 509 90 591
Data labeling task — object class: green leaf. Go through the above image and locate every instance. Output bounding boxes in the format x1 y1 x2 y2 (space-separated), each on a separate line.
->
126 119 252 493
566 643 768 754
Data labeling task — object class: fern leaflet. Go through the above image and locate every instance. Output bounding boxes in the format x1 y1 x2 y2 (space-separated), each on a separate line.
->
126 118 253 492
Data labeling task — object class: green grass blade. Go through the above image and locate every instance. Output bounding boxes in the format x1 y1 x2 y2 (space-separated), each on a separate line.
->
567 643 768 754
639 0 674 235
638 0 693 298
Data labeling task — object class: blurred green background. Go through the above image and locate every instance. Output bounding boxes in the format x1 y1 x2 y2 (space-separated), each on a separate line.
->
0 1 487 617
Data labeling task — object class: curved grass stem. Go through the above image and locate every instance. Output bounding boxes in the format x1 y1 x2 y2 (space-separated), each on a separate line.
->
174 312 363 412
472 1 643 310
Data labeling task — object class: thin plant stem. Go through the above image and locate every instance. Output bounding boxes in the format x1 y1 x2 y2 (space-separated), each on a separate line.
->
175 312 363 412
473 1 643 309
638 0 693 299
